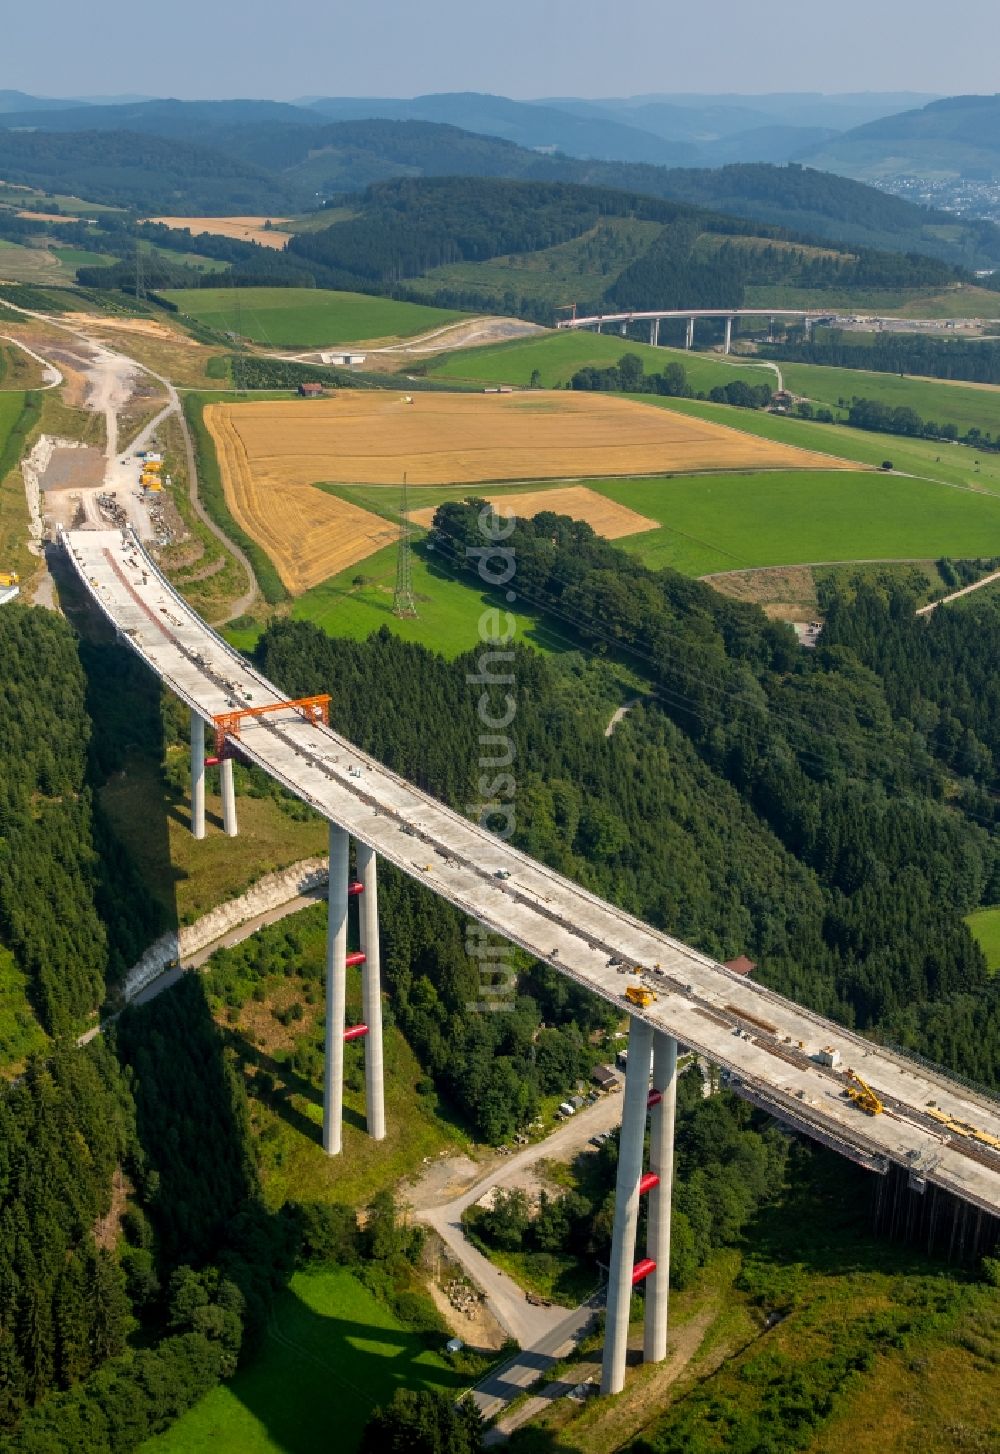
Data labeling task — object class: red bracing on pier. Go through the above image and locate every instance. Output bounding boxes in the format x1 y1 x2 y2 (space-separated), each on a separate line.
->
344 1024 369 1042
631 1258 656 1285
639 1172 660 1195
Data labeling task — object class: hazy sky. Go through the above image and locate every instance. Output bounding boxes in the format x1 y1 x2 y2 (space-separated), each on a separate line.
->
4 0 999 100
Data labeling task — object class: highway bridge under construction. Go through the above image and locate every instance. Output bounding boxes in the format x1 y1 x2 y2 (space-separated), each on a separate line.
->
64 526 1000 1396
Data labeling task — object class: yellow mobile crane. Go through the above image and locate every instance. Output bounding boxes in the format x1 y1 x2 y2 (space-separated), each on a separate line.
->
0 570 19 588
845 1068 884 1116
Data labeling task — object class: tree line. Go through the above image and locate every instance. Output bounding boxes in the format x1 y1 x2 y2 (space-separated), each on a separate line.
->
570 351 773 409
843 395 998 451
769 330 1000 387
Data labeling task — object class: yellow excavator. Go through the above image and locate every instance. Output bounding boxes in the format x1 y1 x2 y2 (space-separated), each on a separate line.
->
845 1068 883 1116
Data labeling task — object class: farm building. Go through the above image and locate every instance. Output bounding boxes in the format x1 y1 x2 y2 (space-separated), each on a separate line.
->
592 1064 618 1090
298 382 325 398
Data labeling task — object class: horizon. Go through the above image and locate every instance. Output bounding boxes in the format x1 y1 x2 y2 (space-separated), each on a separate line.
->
0 87 950 104
3 0 998 100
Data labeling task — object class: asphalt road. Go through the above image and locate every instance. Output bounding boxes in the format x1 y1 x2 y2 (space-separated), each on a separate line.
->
415 1089 621 1352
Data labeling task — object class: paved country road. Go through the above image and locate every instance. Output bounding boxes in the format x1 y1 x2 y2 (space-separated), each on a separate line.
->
413 1090 622 1351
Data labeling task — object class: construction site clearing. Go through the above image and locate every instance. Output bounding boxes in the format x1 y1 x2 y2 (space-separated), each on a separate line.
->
36 439 177 548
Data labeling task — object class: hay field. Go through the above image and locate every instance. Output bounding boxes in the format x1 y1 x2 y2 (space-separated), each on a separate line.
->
204 404 397 594
409 485 658 539
145 216 290 249
211 389 850 488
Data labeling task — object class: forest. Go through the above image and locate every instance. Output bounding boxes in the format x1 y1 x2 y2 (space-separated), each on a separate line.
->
255 504 1000 1094
770 330 1000 386
0 129 295 214
284 177 966 320
4 103 997 267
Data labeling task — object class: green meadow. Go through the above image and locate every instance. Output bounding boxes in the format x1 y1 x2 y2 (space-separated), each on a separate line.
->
783 361 1000 436
592 467 1000 576
636 391 1000 497
966 907 1000 973
164 287 467 347
141 1266 464 1454
226 537 565 659
429 327 771 392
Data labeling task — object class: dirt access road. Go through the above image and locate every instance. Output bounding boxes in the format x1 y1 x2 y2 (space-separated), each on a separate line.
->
284 315 545 366
411 1091 622 1350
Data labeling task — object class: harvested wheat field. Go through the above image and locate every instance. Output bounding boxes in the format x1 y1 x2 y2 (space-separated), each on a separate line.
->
144 216 290 249
210 390 852 489
205 390 858 593
409 485 658 538
205 403 397 594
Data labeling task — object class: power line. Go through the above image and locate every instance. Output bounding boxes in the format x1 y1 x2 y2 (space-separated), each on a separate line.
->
393 474 418 619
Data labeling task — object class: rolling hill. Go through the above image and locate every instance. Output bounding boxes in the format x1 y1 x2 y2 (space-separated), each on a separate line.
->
306 91 698 165
3 97 1000 271
282 175 964 323
803 94 1000 182
0 128 300 214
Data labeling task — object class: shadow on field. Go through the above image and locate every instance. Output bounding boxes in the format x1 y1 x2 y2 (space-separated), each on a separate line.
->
226 1031 368 1141
62 550 180 965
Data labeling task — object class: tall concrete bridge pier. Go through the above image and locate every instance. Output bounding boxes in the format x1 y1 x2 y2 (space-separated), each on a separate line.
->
65 527 1000 1403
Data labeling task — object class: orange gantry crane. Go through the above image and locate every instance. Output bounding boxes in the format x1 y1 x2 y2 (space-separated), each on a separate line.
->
211 694 331 758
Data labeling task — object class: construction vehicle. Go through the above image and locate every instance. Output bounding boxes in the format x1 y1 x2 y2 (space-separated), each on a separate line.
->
624 985 658 1009
845 1068 884 1116
0 570 19 588
926 1106 1000 1152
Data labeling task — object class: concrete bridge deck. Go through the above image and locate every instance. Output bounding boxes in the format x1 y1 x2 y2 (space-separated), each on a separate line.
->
64 527 1000 1219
